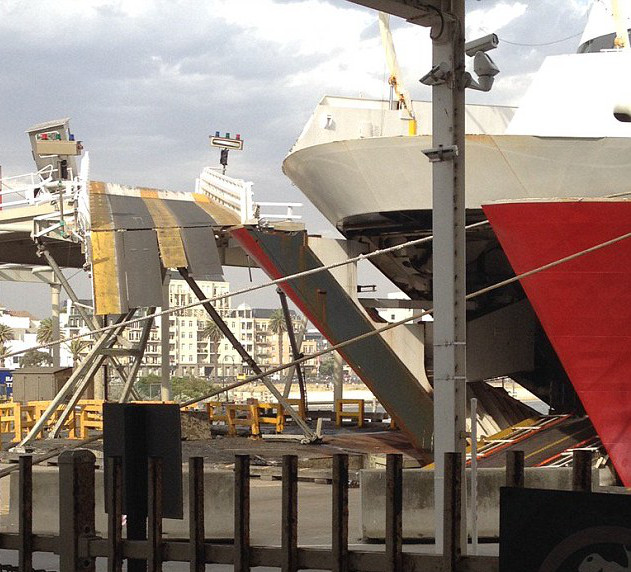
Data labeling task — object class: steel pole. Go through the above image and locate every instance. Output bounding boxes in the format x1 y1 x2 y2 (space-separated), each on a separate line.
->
432 0 467 554
51 282 61 368
161 272 172 401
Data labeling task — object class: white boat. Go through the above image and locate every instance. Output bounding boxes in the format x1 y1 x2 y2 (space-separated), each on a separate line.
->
283 2 631 230
280 1 631 407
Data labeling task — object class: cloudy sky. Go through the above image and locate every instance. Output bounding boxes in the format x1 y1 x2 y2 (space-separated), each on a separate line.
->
0 0 593 317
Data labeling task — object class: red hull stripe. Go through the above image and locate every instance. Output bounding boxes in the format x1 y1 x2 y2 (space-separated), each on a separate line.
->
484 201 631 485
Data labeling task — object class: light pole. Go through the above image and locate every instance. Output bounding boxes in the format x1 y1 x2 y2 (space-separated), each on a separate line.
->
345 0 468 556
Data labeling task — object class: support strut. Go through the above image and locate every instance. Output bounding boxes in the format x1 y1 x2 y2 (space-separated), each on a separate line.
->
177 267 317 442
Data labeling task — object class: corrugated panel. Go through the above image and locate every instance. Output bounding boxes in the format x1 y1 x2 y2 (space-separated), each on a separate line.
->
180 227 223 279
121 230 163 308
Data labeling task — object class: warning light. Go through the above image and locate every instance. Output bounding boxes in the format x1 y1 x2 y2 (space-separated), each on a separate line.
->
236 134 241 140
209 134 244 151
41 133 48 140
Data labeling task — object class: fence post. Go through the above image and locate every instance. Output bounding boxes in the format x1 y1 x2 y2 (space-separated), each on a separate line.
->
107 456 123 572
19 455 33 572
281 455 298 572
148 457 163 572
443 452 462 572
385 453 402 572
572 449 593 492
189 457 206 572
234 454 250 572
58 449 96 572
506 450 525 488
332 454 348 572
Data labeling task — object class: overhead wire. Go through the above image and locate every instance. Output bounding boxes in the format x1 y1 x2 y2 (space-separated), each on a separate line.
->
1 221 491 360
182 226 631 407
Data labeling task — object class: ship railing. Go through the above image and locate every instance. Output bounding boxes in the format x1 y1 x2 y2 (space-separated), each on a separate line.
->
0 166 82 210
257 201 303 221
196 166 255 223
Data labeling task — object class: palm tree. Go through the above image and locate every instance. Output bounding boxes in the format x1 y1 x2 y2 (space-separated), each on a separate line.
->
201 320 222 383
0 324 14 346
268 309 287 367
0 344 9 368
36 318 54 345
67 339 88 367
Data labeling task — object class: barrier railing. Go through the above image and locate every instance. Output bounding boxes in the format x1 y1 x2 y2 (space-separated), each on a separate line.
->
335 399 365 428
0 450 503 571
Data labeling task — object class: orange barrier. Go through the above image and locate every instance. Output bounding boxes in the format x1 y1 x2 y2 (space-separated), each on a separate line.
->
335 399 365 428
226 403 260 437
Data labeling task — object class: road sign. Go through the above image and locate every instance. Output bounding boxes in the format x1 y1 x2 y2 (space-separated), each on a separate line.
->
210 135 244 150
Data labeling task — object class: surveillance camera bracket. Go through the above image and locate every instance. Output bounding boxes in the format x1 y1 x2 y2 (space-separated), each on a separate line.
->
422 145 459 163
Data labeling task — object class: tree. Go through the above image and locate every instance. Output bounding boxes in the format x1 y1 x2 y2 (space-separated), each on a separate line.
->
170 376 215 401
36 318 54 345
0 324 14 346
67 339 88 367
20 350 52 368
268 309 287 367
0 326 14 368
201 320 223 383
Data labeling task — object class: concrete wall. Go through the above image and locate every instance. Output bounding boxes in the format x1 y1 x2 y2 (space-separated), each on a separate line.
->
1 466 234 538
360 467 600 541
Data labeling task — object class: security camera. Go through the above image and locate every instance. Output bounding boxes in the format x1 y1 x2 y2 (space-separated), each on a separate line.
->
466 52 500 92
465 34 499 57
614 103 631 122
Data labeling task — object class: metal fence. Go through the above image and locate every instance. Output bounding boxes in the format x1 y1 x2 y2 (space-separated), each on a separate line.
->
0 450 507 571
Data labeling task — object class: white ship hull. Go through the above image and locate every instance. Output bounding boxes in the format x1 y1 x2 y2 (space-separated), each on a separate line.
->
283 132 631 229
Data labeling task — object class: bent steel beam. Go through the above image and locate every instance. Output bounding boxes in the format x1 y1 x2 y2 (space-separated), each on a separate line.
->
231 227 434 450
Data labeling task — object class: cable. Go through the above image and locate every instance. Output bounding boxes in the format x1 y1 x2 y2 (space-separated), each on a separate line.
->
182 226 631 407
1 221 490 359
496 31 583 47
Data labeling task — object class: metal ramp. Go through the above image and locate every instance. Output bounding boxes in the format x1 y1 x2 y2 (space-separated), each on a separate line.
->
231 224 435 451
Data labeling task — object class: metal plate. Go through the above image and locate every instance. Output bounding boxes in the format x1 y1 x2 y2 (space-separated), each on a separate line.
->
121 230 163 308
108 194 155 230
180 227 223 279
163 198 217 228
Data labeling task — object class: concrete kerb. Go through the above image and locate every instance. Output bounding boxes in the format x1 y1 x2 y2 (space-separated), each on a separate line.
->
2 465 234 538
360 466 602 541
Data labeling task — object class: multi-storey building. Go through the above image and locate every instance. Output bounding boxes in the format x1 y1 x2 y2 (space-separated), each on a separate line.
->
58 277 308 382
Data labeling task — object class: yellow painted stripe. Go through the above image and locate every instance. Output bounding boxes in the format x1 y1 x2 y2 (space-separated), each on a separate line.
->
156 228 188 268
192 193 241 226
88 181 115 231
139 189 189 269
91 230 123 315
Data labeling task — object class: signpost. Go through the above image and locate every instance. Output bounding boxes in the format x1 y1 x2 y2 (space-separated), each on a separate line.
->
210 132 244 174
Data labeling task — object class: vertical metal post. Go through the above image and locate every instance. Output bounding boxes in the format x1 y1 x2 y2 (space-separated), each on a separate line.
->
278 288 307 413
234 454 250 572
189 457 205 572
332 454 348 572
470 398 478 555
148 457 163 572
18 455 33 572
432 0 467 554
333 352 344 403
281 455 298 572
443 452 462 572
107 456 123 572
51 282 61 368
572 449 593 492
161 272 172 401
385 453 403 572
59 450 96 572
506 450 525 488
